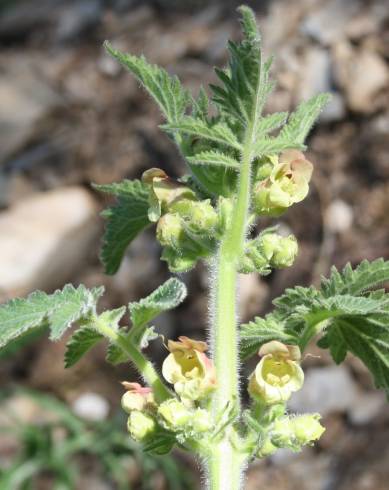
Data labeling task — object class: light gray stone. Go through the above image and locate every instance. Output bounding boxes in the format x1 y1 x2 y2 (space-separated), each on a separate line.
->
333 43 389 113
0 58 61 164
325 199 354 233
0 187 99 297
71 392 110 421
288 365 358 416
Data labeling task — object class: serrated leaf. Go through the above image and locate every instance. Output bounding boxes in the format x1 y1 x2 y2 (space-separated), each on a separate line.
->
280 93 331 144
142 431 176 455
186 150 240 169
65 328 104 368
106 340 128 365
129 278 187 328
253 136 305 157
255 112 288 136
98 307 127 331
162 117 241 150
104 42 190 123
240 314 299 359
322 314 389 394
211 6 274 128
321 259 389 297
0 285 104 349
95 180 151 275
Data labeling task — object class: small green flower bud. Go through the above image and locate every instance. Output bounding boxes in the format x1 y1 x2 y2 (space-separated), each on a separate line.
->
271 414 325 450
192 408 212 432
272 235 298 268
248 341 304 405
292 414 325 445
158 399 191 430
170 199 219 234
156 214 185 250
259 234 298 269
127 411 156 442
271 417 296 448
260 234 281 261
121 382 155 414
160 247 197 273
256 437 277 458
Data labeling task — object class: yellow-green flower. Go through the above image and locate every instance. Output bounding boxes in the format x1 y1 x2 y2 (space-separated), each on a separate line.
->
162 336 217 401
248 341 304 405
121 382 155 413
253 150 313 217
127 411 156 442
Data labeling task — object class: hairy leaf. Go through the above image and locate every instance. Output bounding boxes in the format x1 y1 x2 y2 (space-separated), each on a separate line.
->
211 6 273 128
321 258 389 297
129 278 187 328
255 112 288 136
65 328 104 368
318 311 389 394
104 42 190 123
95 180 151 275
162 117 241 150
253 136 305 157
280 93 331 144
0 285 103 349
187 150 240 169
240 314 299 359
106 337 129 365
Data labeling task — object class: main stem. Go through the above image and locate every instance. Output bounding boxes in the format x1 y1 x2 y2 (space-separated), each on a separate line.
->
209 133 255 490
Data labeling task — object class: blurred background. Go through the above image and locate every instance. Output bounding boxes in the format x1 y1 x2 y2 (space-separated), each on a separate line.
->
0 0 388 488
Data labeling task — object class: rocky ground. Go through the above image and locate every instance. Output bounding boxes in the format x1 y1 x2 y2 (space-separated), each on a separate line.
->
0 0 388 489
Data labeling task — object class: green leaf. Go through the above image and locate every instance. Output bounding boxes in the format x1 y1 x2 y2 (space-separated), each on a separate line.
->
104 42 190 123
240 314 299 359
0 285 104 349
319 312 389 394
129 278 187 328
321 258 389 297
142 431 176 455
106 338 129 365
255 112 288 136
269 260 389 396
253 136 305 157
186 150 240 169
65 328 104 368
211 6 274 128
280 93 331 144
95 180 151 275
162 117 241 150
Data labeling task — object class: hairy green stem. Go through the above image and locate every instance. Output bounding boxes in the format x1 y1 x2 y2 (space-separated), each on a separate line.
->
209 134 255 489
94 319 171 403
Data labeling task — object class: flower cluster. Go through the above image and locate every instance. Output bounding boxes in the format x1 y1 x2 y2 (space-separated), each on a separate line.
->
257 413 325 457
121 337 216 450
239 231 298 274
142 169 222 272
253 150 313 217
